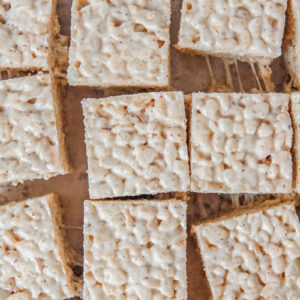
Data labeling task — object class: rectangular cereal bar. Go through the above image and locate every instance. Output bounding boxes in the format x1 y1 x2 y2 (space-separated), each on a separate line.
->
84 199 187 299
177 0 287 62
0 74 70 185
68 0 170 88
0 0 63 72
193 200 300 299
0 194 79 299
82 92 189 199
284 0 300 88
190 92 293 193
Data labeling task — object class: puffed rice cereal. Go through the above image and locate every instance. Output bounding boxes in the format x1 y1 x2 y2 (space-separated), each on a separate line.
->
193 201 300 299
82 92 190 199
177 0 287 62
0 194 78 299
84 199 187 299
68 0 170 88
0 0 56 71
0 74 70 185
190 92 293 193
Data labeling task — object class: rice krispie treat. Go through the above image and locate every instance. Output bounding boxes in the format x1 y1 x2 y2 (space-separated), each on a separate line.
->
284 0 300 89
68 0 170 88
177 0 287 62
84 199 187 299
82 92 189 199
0 194 79 299
0 74 70 185
193 200 300 299
0 0 66 72
190 92 293 193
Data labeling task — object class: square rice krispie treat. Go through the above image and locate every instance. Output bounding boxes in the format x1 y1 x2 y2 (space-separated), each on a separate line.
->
284 0 300 89
68 0 170 88
0 74 70 185
0 0 63 72
177 0 287 62
193 200 300 299
82 92 189 199
84 199 187 299
0 194 79 299
190 92 293 193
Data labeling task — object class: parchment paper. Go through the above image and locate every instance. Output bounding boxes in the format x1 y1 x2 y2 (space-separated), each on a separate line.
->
0 0 290 299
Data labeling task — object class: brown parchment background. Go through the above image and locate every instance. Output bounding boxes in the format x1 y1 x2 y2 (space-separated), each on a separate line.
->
0 0 291 299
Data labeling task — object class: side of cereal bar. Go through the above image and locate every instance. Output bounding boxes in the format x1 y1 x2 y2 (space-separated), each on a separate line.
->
84 199 187 299
283 0 300 89
68 0 171 88
291 93 300 192
0 74 70 185
192 200 300 299
82 92 189 199
177 0 287 62
0 194 80 299
190 92 293 193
